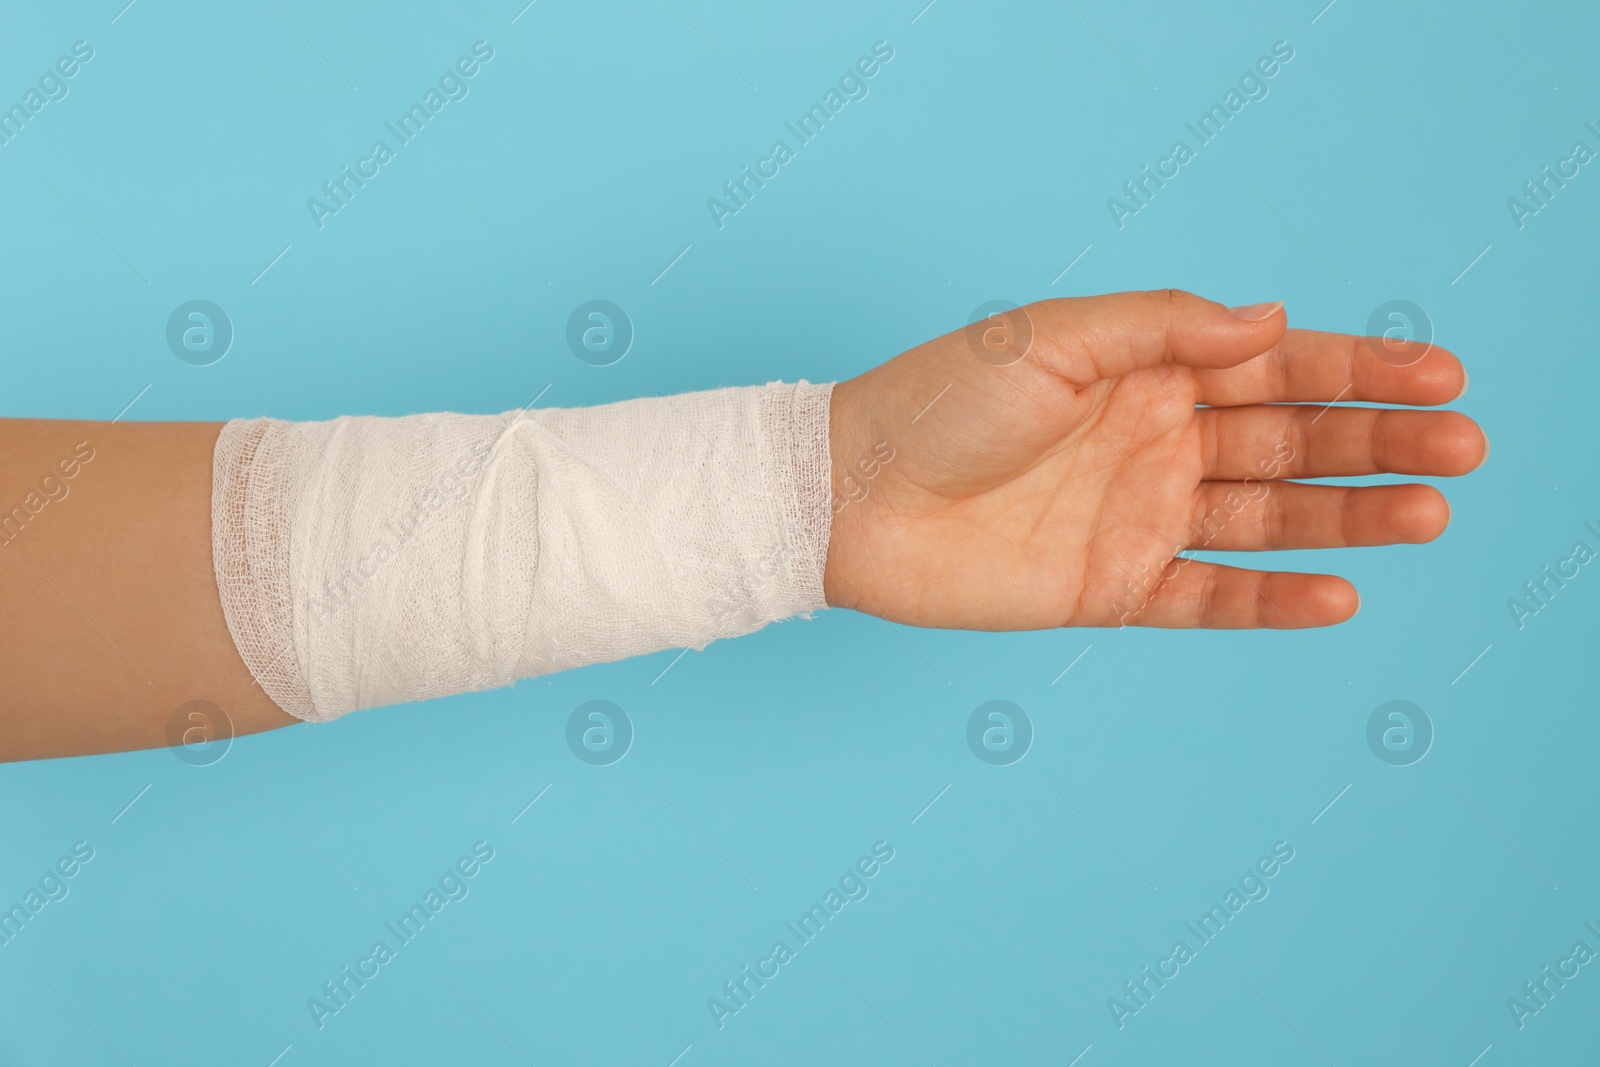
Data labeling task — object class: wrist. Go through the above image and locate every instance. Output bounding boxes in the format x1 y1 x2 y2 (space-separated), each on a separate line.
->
823 376 875 612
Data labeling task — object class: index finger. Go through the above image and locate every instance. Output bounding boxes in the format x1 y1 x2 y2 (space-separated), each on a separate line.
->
1190 329 1468 408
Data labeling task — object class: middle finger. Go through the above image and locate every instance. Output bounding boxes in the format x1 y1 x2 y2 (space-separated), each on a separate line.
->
1199 404 1487 481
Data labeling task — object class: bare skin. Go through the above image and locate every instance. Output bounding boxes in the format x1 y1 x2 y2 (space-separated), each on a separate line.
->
0 419 295 760
0 289 1484 761
823 289 1483 627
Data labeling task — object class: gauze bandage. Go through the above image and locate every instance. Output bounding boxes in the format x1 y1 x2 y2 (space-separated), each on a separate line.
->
211 382 833 722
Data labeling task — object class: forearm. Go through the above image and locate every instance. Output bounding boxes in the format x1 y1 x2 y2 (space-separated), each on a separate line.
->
0 418 294 761
1 381 837 761
209 384 832 721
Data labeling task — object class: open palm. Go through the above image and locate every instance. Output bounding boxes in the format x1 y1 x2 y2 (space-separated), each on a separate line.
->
823 290 1485 630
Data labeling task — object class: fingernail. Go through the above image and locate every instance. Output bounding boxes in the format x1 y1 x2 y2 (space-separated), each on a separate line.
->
1476 428 1491 470
1457 369 1470 399
1228 300 1284 321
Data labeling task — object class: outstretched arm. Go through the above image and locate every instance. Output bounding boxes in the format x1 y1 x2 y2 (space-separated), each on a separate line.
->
0 290 1484 762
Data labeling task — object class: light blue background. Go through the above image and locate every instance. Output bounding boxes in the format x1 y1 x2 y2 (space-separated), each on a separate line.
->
2 1 1596 1064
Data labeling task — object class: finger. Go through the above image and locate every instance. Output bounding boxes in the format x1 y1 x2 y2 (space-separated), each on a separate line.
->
1025 289 1286 384
1188 482 1450 551
1191 328 1467 407
1199 405 1488 480
1120 560 1358 629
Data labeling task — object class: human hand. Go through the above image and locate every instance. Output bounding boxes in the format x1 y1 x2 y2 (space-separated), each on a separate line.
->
823 289 1486 629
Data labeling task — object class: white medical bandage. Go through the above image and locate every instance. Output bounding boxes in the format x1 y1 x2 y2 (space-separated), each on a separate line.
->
211 382 834 722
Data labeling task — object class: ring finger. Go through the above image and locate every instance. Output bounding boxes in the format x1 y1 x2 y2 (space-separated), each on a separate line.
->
1188 481 1451 551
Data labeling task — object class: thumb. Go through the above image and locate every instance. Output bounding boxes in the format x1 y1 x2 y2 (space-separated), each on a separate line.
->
1029 289 1285 384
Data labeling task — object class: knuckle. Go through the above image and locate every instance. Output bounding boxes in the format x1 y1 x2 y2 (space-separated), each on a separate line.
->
1199 414 1220 479
1340 487 1359 546
1147 288 1183 321
1255 577 1275 627
1265 489 1289 549
1197 566 1221 625
1288 408 1311 474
